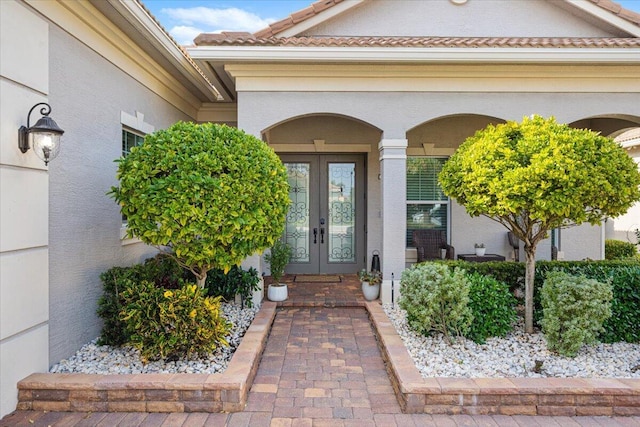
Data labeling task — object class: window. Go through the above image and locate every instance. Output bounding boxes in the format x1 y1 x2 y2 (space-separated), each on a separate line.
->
119 111 153 244
122 129 144 156
406 157 449 246
120 129 144 225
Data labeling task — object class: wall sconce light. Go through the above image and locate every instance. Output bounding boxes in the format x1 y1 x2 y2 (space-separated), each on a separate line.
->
18 102 64 165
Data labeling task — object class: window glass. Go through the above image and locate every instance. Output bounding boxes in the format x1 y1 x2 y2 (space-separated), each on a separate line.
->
406 157 449 246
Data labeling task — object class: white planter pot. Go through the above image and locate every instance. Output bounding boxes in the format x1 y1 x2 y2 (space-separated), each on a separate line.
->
475 248 486 256
361 282 380 301
268 284 288 302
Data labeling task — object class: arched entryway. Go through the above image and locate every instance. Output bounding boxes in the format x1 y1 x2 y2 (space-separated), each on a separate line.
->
263 114 382 274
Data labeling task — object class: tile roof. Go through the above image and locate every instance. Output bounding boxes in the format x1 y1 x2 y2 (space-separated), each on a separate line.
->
194 33 640 48
251 0 640 39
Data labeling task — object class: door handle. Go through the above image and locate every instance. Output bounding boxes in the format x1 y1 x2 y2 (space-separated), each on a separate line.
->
313 228 318 244
320 227 325 244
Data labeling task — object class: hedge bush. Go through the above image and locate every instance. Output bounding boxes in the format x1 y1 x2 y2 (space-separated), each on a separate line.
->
399 263 472 342
465 273 517 344
120 282 231 362
534 260 640 342
541 271 612 357
605 239 638 260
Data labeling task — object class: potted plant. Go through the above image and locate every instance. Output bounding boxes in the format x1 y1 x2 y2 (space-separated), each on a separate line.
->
474 243 486 256
358 269 382 301
264 240 292 301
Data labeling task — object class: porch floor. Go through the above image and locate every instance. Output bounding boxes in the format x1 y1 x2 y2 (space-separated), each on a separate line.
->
268 274 366 307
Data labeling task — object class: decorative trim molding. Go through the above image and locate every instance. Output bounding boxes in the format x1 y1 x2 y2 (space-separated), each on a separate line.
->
121 111 154 134
222 63 640 94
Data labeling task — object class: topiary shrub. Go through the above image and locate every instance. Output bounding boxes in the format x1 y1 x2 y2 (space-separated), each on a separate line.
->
465 273 517 344
110 122 290 288
605 239 638 260
206 265 260 308
120 282 231 362
540 271 612 357
399 263 472 342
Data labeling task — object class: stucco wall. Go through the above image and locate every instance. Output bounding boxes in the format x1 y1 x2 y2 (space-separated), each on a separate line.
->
47 25 191 365
0 0 51 417
303 0 623 37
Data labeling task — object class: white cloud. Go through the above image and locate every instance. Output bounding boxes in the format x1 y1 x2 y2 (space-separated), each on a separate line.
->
168 25 204 45
161 7 275 35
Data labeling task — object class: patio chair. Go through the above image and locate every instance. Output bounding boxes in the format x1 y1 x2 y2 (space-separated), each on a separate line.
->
508 231 520 261
412 229 455 262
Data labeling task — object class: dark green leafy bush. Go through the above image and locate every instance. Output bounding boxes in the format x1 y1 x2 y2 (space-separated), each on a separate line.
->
605 239 638 260
541 271 612 357
465 273 517 344
399 263 472 342
442 260 525 298
206 265 260 308
97 254 191 345
120 282 231 362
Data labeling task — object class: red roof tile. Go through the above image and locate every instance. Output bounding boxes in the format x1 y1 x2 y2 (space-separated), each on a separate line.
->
252 0 640 39
194 35 640 48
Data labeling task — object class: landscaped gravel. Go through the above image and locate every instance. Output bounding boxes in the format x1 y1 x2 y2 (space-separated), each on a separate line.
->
383 304 640 378
49 302 258 375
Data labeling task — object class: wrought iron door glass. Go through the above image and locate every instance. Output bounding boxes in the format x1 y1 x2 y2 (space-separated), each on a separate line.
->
285 163 310 263
327 163 356 263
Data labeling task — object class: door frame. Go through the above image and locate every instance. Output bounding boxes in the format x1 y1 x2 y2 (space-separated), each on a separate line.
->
280 154 367 274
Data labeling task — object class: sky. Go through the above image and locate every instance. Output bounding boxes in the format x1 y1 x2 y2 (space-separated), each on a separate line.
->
142 0 640 45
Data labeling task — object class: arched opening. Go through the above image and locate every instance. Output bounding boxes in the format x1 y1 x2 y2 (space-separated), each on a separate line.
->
262 113 382 151
262 114 381 275
407 114 506 155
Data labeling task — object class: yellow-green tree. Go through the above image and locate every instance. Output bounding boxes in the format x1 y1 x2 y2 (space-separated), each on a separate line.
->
110 122 290 288
439 116 640 333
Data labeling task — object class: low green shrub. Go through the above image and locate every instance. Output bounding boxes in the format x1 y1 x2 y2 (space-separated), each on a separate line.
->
605 239 638 260
399 263 472 342
120 282 231 362
206 265 260 308
465 273 517 344
540 271 612 357
534 260 640 342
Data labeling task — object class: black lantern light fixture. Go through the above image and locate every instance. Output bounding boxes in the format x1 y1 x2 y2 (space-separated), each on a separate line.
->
18 102 64 165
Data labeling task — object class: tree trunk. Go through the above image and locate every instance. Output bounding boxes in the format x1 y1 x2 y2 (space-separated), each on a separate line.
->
196 271 207 290
524 245 537 334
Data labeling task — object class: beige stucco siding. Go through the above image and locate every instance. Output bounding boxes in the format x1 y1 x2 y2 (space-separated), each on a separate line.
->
47 24 192 365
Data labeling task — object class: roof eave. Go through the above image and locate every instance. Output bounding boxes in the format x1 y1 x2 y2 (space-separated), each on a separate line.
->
110 0 223 101
187 46 640 64
572 0 640 36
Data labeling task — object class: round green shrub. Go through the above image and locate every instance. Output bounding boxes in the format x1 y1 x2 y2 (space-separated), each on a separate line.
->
120 282 231 362
399 263 472 342
110 122 290 287
541 271 613 357
465 273 517 344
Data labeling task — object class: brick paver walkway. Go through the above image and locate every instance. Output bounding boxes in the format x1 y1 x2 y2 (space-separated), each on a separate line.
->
2 278 639 426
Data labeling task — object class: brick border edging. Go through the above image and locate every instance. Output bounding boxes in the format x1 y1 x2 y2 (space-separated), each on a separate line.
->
16 302 278 413
365 301 640 416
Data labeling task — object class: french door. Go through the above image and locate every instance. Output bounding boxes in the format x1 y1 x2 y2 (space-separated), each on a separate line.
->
280 154 366 274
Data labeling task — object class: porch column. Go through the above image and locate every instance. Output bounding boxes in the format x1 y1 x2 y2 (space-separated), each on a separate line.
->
378 138 408 305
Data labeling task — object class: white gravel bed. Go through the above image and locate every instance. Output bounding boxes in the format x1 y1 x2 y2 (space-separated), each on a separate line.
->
383 304 640 378
50 302 259 375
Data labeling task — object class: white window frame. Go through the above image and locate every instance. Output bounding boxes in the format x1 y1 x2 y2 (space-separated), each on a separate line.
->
119 111 154 245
